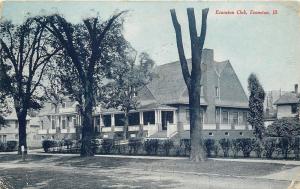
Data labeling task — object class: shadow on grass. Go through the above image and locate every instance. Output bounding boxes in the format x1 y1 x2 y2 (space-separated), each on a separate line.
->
0 167 179 189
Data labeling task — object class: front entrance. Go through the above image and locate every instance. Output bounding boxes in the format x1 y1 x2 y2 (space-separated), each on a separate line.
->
161 111 174 130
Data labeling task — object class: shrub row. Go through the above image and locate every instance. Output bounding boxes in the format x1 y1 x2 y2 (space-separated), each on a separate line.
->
0 141 18 152
204 137 300 159
42 137 300 159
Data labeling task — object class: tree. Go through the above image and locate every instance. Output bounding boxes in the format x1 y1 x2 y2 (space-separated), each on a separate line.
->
37 12 129 156
248 73 265 141
170 8 209 162
103 51 155 140
0 18 60 153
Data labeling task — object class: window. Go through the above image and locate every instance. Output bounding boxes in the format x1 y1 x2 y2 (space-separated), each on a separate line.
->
15 121 18 129
73 117 77 126
103 115 111 127
143 111 155 125
129 112 140 126
62 119 66 129
208 132 213 136
0 136 2 142
15 134 18 139
215 87 220 97
200 85 204 96
115 114 125 126
225 132 229 136
292 104 298 114
231 112 238 125
186 109 190 120
132 87 137 97
239 132 243 136
243 112 247 124
222 111 229 124
62 102 66 108
215 109 220 124
3 135 6 143
51 118 55 130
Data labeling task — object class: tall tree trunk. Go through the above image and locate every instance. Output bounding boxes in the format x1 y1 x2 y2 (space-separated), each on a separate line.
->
80 79 95 156
189 69 206 162
17 112 28 155
170 8 209 162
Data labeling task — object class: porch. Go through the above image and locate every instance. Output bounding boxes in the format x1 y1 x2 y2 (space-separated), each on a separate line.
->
93 104 178 139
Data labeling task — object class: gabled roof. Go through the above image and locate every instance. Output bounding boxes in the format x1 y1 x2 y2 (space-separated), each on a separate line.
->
274 92 299 105
143 51 248 108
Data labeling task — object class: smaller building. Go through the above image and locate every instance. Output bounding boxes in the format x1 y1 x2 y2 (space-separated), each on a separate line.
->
274 84 299 119
0 111 41 147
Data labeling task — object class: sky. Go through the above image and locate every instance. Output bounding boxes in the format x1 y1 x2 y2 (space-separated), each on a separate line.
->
1 1 300 92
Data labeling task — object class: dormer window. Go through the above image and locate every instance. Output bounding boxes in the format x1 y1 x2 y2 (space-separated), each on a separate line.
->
215 87 220 97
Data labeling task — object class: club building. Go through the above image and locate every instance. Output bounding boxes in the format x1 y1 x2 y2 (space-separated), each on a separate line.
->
37 49 252 141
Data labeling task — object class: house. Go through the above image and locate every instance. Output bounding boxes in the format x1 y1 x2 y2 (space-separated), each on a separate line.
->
37 49 252 141
37 100 79 140
93 49 252 140
274 84 299 119
0 111 41 147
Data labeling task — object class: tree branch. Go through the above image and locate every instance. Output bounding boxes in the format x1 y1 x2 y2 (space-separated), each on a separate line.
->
198 8 209 50
170 9 191 90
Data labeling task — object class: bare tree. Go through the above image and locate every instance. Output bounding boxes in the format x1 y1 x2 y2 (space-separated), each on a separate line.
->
0 18 60 154
37 12 129 156
170 8 209 162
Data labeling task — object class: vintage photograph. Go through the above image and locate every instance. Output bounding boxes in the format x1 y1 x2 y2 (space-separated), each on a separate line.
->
0 1 299 188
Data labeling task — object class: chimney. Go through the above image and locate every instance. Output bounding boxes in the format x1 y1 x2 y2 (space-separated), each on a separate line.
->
295 84 298 94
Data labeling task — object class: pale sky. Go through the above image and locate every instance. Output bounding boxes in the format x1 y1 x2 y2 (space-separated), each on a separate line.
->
1 1 300 92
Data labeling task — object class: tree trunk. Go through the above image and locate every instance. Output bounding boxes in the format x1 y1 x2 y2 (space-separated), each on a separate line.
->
80 79 95 156
189 75 206 162
17 112 28 155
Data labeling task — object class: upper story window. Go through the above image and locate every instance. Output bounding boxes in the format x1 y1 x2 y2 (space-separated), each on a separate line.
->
15 121 18 128
62 102 66 108
215 87 220 97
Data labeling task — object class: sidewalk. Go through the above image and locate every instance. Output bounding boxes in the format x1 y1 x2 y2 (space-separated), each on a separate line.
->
2 150 300 164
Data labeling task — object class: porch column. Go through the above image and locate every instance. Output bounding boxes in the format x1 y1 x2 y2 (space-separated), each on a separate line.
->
139 112 143 125
173 110 177 124
93 116 96 131
155 110 162 131
99 114 104 133
111 114 115 132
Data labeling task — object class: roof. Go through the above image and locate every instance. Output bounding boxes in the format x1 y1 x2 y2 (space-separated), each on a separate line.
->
274 92 299 105
141 49 248 108
138 103 176 111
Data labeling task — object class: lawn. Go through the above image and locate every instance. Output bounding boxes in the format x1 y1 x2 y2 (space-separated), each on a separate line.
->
0 154 296 189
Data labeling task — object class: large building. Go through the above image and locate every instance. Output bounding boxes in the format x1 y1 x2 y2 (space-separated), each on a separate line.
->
37 49 252 141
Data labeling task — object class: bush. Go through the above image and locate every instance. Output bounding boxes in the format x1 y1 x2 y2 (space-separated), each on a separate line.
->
63 139 73 149
128 138 142 155
42 140 57 153
278 137 291 159
219 138 231 157
239 138 255 158
180 139 191 156
101 139 114 154
144 139 159 155
264 137 277 159
6 141 18 151
213 143 220 157
204 139 215 157
231 139 241 158
266 118 300 138
253 140 263 158
162 140 174 156
294 137 300 159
